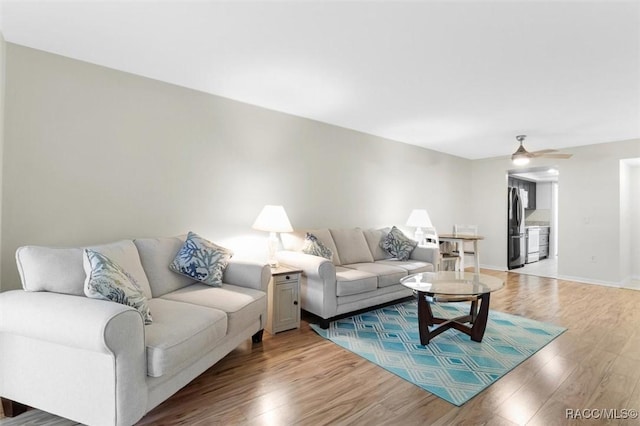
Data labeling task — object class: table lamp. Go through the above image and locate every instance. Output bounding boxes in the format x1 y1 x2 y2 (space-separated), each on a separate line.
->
406 209 433 247
252 205 293 267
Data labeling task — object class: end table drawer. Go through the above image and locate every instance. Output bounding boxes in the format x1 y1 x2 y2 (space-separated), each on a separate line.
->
275 273 300 284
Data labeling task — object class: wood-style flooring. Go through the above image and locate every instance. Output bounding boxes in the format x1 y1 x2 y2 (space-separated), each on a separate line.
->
2 270 640 425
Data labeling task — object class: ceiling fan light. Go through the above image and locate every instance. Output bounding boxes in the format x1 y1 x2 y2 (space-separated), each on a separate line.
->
512 155 530 166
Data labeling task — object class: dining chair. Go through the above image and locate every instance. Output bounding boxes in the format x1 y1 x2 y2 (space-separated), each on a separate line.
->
453 224 478 262
424 227 461 271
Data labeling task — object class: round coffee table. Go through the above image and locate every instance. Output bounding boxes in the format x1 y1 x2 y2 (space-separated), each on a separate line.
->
400 271 504 344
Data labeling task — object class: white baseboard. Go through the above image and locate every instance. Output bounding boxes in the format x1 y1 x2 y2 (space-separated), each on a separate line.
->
555 274 621 288
478 265 636 289
479 264 506 272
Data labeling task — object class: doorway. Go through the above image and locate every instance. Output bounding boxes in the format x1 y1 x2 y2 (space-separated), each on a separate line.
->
507 167 559 279
621 158 640 289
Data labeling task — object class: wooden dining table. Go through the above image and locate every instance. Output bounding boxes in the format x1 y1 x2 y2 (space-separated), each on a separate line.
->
438 233 484 273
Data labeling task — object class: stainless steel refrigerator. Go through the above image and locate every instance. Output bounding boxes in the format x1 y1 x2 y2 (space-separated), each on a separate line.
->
508 187 526 269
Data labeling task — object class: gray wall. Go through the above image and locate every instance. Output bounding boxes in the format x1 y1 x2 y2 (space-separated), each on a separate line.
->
3 43 637 291
1 44 472 291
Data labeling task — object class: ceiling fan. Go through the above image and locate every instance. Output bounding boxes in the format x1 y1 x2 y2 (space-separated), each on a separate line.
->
511 135 573 165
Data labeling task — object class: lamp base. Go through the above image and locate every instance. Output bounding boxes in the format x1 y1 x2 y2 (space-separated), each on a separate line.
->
414 227 427 247
267 232 279 268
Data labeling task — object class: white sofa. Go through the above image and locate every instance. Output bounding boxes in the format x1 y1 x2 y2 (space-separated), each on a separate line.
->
0 236 270 426
277 227 438 328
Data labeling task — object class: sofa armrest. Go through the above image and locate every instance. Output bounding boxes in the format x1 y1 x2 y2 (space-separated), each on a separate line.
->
276 251 338 319
276 251 335 281
410 245 439 266
223 260 270 293
0 290 143 352
0 290 147 425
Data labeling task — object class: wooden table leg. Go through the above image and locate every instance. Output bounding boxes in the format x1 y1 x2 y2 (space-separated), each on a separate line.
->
417 291 432 345
417 292 490 345
469 298 478 324
470 293 490 342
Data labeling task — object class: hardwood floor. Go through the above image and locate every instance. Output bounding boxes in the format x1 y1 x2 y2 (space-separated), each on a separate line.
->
3 270 640 425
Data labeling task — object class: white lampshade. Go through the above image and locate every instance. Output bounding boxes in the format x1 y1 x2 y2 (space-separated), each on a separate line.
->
252 205 293 233
406 209 433 229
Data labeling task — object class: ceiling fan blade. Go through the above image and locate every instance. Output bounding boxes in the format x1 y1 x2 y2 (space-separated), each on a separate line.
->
539 153 573 159
530 149 557 155
511 135 572 161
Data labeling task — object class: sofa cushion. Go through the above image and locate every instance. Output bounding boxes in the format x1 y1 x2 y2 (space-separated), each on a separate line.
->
16 246 86 295
376 259 435 274
282 229 342 265
15 239 152 298
381 226 417 261
342 262 408 288
309 229 342 265
83 249 153 324
330 228 374 265
363 228 392 261
134 236 196 298
89 240 154 300
160 283 266 336
301 232 333 260
335 266 378 296
337 284 413 307
145 298 227 378
170 231 233 287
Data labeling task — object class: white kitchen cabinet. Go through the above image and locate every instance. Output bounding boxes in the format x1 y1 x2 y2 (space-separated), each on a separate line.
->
536 182 552 209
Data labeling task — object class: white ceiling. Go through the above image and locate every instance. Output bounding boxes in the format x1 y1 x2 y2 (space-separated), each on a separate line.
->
1 1 638 160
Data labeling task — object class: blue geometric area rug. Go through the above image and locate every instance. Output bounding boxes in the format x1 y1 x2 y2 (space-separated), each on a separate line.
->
310 300 566 406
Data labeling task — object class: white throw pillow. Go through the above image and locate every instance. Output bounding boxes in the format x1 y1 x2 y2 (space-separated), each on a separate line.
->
381 226 417 261
89 240 153 300
83 249 153 324
169 232 233 287
301 232 334 260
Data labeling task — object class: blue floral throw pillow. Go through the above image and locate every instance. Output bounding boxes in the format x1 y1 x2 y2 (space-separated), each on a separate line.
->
301 232 333 260
380 226 417 261
84 249 153 324
169 232 233 287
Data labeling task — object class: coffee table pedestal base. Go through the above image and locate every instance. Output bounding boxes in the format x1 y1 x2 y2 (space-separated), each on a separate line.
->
417 292 490 345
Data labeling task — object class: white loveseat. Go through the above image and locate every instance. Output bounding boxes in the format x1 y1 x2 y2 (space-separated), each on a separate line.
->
0 236 270 426
277 227 438 327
